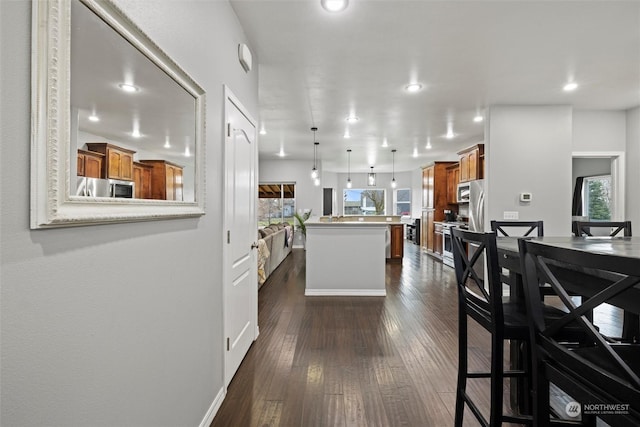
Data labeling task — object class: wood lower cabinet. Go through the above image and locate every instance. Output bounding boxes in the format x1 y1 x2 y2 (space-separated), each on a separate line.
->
388 224 404 263
139 160 184 201
132 162 153 199
85 142 135 181
433 222 443 256
77 149 104 178
458 144 484 183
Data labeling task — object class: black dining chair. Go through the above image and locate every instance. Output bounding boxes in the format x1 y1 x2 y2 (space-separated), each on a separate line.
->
491 220 544 287
520 239 640 427
491 220 544 238
573 220 638 342
573 220 632 237
451 229 588 426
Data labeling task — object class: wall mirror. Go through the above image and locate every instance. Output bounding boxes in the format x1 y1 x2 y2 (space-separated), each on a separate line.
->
31 0 206 228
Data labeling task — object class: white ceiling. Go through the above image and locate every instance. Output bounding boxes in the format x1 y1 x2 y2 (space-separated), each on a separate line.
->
230 0 640 173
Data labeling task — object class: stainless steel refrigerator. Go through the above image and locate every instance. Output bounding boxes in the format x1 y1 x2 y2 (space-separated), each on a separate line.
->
468 179 485 232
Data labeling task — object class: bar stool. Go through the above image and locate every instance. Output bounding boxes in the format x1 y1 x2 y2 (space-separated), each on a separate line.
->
452 229 589 426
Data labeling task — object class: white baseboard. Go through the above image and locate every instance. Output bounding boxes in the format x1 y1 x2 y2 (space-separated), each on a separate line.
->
304 289 386 296
199 387 225 427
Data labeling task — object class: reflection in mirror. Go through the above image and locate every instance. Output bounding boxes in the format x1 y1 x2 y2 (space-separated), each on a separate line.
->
71 0 196 201
30 0 206 228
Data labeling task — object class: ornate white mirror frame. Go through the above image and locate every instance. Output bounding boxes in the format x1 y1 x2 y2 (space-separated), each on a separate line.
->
31 0 206 228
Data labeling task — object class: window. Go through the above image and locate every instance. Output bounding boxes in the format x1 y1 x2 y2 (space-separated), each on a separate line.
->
393 188 411 216
343 189 385 215
258 183 295 226
582 175 611 221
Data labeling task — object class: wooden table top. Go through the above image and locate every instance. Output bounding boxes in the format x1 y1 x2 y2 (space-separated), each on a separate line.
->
496 236 640 259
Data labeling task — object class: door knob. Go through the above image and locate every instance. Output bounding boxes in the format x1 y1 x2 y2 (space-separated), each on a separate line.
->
251 242 259 249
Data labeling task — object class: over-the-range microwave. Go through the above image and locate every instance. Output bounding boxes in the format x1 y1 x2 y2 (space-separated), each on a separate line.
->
456 182 470 203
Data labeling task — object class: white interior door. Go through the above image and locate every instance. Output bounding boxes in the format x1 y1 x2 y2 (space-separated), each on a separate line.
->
223 87 258 386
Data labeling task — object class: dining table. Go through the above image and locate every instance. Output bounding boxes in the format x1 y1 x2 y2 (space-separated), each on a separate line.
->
495 235 640 411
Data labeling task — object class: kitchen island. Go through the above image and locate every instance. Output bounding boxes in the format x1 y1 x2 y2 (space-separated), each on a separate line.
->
305 217 401 296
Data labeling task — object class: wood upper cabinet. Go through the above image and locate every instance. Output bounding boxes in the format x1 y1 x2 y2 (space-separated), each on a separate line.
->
446 163 460 204
132 162 153 199
139 160 184 201
77 149 104 178
85 143 136 181
388 224 404 262
457 144 484 183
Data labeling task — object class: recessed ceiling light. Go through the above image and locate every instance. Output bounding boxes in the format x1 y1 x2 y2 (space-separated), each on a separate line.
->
563 82 578 92
184 146 191 157
321 0 348 12
382 138 389 147
425 138 432 150
278 148 286 157
405 83 423 93
473 115 484 123
412 148 418 158
346 115 359 123
131 130 141 138
344 130 351 139
164 137 171 148
88 115 100 122
119 83 139 93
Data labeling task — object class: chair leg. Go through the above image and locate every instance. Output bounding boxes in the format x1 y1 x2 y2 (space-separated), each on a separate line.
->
455 308 468 427
531 356 550 427
490 333 504 426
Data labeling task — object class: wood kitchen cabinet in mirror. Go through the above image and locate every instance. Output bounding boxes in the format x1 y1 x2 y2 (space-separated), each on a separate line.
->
85 143 135 181
133 162 153 199
140 160 184 201
77 149 104 178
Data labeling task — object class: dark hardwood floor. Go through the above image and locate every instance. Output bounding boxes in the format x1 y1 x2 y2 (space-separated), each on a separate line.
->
210 241 619 427
211 242 500 426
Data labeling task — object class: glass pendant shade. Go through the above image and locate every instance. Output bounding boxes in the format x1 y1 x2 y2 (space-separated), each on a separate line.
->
368 167 376 186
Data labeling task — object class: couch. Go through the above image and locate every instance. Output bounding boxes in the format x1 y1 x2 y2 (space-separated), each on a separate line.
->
257 223 294 287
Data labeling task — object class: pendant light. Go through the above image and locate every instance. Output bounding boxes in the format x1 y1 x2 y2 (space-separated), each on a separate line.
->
310 127 319 180
346 149 352 188
368 166 376 186
391 149 397 188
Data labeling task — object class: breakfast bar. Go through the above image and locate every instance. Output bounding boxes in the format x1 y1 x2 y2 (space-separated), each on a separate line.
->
304 219 393 296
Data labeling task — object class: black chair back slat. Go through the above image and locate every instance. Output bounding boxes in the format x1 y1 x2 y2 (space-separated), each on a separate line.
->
490 220 544 237
573 220 632 237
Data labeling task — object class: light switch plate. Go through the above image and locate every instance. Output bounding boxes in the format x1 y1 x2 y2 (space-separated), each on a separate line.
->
504 211 519 220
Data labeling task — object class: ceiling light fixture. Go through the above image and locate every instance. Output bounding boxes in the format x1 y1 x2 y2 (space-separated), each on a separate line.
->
563 82 578 91
278 147 286 157
445 123 455 139
164 136 171 148
344 129 351 139
259 126 266 135
368 166 376 186
425 138 432 150
132 129 141 138
412 148 418 158
346 149 352 189
88 114 100 122
184 146 191 157
473 115 484 123
346 115 359 123
391 149 397 188
382 138 389 148
321 0 348 13
405 83 423 93
118 83 139 93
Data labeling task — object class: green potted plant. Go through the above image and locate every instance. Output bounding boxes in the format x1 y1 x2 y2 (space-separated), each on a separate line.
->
293 210 312 248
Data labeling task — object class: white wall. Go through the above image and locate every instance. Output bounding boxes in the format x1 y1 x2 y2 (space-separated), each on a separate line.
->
486 106 573 235
572 158 611 183
626 107 640 226
0 1 258 426
573 110 627 151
